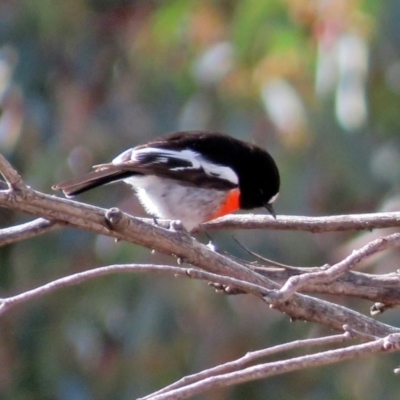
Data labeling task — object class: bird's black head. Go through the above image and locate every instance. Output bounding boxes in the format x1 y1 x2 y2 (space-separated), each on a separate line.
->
236 146 280 217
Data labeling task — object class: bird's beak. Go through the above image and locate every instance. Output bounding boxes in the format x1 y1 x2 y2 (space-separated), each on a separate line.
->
265 203 277 219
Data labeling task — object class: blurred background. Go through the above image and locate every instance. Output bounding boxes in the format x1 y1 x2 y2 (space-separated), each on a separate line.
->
1 0 400 399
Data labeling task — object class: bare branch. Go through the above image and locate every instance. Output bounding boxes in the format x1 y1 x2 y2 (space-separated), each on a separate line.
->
202 213 400 232
0 155 399 338
0 153 27 190
143 334 400 400
0 218 61 247
0 264 273 316
254 266 400 308
0 264 187 315
270 232 400 302
124 212 400 233
140 332 351 400
1 148 400 236
1 153 400 399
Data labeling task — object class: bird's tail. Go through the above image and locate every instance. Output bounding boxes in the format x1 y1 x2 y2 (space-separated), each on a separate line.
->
52 167 134 197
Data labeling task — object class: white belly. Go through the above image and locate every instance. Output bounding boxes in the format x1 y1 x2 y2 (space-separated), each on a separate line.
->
124 176 227 231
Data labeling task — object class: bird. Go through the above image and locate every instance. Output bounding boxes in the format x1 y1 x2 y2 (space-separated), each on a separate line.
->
53 131 280 231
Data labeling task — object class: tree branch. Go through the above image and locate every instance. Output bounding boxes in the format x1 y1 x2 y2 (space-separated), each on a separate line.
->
254 266 400 308
270 232 400 302
1 153 400 398
202 212 400 232
0 218 62 247
0 264 272 315
141 333 400 400
0 155 399 339
0 153 26 190
140 332 352 400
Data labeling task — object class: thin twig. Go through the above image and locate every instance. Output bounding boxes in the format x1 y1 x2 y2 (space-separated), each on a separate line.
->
202 212 400 232
0 264 188 315
140 332 351 400
253 265 400 309
0 264 274 316
0 153 26 190
143 334 400 400
0 218 61 247
270 232 400 302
